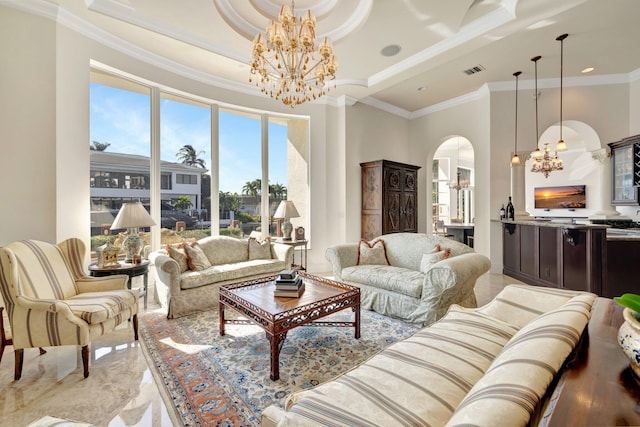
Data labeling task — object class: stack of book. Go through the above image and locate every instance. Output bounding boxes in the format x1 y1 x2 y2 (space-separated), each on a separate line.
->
274 270 305 297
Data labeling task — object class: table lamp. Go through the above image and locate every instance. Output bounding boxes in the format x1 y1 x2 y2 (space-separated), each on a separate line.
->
273 200 300 241
110 202 156 263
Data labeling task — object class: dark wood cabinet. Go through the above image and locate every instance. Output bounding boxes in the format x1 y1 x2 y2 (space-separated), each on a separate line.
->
604 239 640 298
361 160 421 240
609 134 640 205
502 222 606 294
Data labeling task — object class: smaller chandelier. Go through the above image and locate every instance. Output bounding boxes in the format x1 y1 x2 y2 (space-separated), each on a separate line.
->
249 2 338 108
448 171 470 191
531 143 563 178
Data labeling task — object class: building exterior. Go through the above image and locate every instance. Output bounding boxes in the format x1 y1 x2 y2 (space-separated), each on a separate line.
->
90 151 206 211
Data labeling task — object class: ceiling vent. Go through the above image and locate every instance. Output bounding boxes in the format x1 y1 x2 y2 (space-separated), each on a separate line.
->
463 65 485 75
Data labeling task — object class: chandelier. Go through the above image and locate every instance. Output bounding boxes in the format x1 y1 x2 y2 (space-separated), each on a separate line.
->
249 2 338 108
530 55 563 178
449 171 470 191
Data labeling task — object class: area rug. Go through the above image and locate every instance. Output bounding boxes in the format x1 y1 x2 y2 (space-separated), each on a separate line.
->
139 307 421 426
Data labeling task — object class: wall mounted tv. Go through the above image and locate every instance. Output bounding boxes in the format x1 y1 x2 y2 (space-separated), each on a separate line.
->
534 185 586 209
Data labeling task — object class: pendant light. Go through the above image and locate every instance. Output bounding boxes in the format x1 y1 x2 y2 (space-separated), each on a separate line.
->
530 56 543 161
511 71 522 165
554 34 568 152
530 55 563 178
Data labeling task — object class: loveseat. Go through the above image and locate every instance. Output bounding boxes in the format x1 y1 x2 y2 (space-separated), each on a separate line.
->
149 236 293 318
262 284 597 427
325 233 491 325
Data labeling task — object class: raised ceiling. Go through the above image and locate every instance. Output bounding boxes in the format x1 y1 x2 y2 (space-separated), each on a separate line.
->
11 0 640 113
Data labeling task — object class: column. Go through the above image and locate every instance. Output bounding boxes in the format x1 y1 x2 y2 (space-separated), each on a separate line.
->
589 148 622 219
511 152 531 220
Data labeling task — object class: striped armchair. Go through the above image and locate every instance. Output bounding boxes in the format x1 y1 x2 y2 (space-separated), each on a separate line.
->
0 238 139 379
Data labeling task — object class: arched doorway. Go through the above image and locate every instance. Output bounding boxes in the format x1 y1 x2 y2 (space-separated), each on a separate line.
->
433 136 475 226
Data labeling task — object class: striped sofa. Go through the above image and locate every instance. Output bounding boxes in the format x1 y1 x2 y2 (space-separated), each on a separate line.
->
0 239 139 379
261 285 597 427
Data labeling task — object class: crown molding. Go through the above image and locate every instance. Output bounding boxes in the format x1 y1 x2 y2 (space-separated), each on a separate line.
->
356 97 412 119
0 0 58 20
488 72 632 92
89 0 247 63
409 85 490 119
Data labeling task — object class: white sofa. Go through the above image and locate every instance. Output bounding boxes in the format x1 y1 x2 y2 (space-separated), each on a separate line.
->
149 236 293 318
262 284 597 427
325 233 491 325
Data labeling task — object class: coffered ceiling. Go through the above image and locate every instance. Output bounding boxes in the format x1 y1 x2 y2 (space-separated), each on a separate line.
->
8 0 640 114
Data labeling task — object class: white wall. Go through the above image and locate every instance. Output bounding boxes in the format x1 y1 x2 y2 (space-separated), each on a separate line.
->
409 92 491 258
0 7 57 244
345 103 411 242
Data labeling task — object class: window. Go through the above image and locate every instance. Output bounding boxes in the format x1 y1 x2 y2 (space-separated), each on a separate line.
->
89 73 150 250
90 66 309 256
219 109 262 236
161 173 172 190
176 174 198 185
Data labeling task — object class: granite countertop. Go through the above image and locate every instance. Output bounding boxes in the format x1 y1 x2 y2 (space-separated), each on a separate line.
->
493 219 640 239
606 229 640 240
493 219 609 230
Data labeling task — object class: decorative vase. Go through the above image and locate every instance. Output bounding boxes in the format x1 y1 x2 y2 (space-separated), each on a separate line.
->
122 229 144 263
617 308 640 378
281 220 293 241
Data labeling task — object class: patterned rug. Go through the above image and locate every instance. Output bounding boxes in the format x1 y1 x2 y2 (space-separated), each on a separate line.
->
139 306 420 426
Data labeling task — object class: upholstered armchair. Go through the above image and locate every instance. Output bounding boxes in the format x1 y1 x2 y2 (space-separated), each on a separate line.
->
0 238 139 380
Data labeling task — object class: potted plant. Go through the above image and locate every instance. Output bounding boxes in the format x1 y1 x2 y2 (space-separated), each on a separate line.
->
615 293 640 377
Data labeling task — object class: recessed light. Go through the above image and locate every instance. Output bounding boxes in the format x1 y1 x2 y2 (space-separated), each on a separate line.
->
380 44 401 57
581 67 595 73
417 86 426 92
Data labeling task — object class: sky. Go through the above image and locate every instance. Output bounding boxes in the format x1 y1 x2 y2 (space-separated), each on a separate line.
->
90 83 288 194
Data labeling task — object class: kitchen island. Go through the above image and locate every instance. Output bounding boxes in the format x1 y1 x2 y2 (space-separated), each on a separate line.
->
498 220 608 294
499 219 640 297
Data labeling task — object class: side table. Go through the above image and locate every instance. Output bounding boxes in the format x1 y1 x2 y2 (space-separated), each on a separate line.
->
89 260 149 309
276 239 307 271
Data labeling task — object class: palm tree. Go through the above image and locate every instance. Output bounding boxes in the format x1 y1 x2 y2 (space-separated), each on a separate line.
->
242 179 262 197
269 183 287 200
174 195 193 210
176 144 206 168
90 140 110 151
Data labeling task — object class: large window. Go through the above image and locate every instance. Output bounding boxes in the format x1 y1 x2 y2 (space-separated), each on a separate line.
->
89 73 150 244
89 67 309 255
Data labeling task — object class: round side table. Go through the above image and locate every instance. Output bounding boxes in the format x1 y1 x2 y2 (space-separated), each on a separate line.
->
89 260 149 309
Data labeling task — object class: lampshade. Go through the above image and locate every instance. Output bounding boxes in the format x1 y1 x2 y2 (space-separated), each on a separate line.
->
273 200 300 219
110 202 156 230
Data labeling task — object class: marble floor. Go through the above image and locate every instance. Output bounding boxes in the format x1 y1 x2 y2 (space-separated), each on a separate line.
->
0 272 523 427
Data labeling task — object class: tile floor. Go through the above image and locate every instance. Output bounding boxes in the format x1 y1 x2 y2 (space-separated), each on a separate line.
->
0 272 523 426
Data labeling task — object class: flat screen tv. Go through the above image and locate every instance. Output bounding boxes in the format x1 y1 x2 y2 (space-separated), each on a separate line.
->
534 185 586 209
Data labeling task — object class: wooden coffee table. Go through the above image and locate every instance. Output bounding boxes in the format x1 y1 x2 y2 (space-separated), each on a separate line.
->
219 273 361 380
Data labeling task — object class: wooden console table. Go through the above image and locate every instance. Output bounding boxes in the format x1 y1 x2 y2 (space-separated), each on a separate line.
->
543 297 640 426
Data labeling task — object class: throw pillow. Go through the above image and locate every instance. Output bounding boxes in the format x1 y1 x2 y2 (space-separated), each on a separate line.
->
248 237 272 260
166 242 189 273
357 239 390 265
420 249 451 273
184 242 212 271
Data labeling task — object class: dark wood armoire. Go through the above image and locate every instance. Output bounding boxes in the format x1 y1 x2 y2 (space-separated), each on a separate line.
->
360 160 421 240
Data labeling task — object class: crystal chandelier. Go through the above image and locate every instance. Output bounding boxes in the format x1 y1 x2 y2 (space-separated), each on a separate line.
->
249 2 338 108
448 171 470 191
530 55 563 178
449 137 470 190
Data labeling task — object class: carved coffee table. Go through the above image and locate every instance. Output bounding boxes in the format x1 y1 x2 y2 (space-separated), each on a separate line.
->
219 273 361 380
